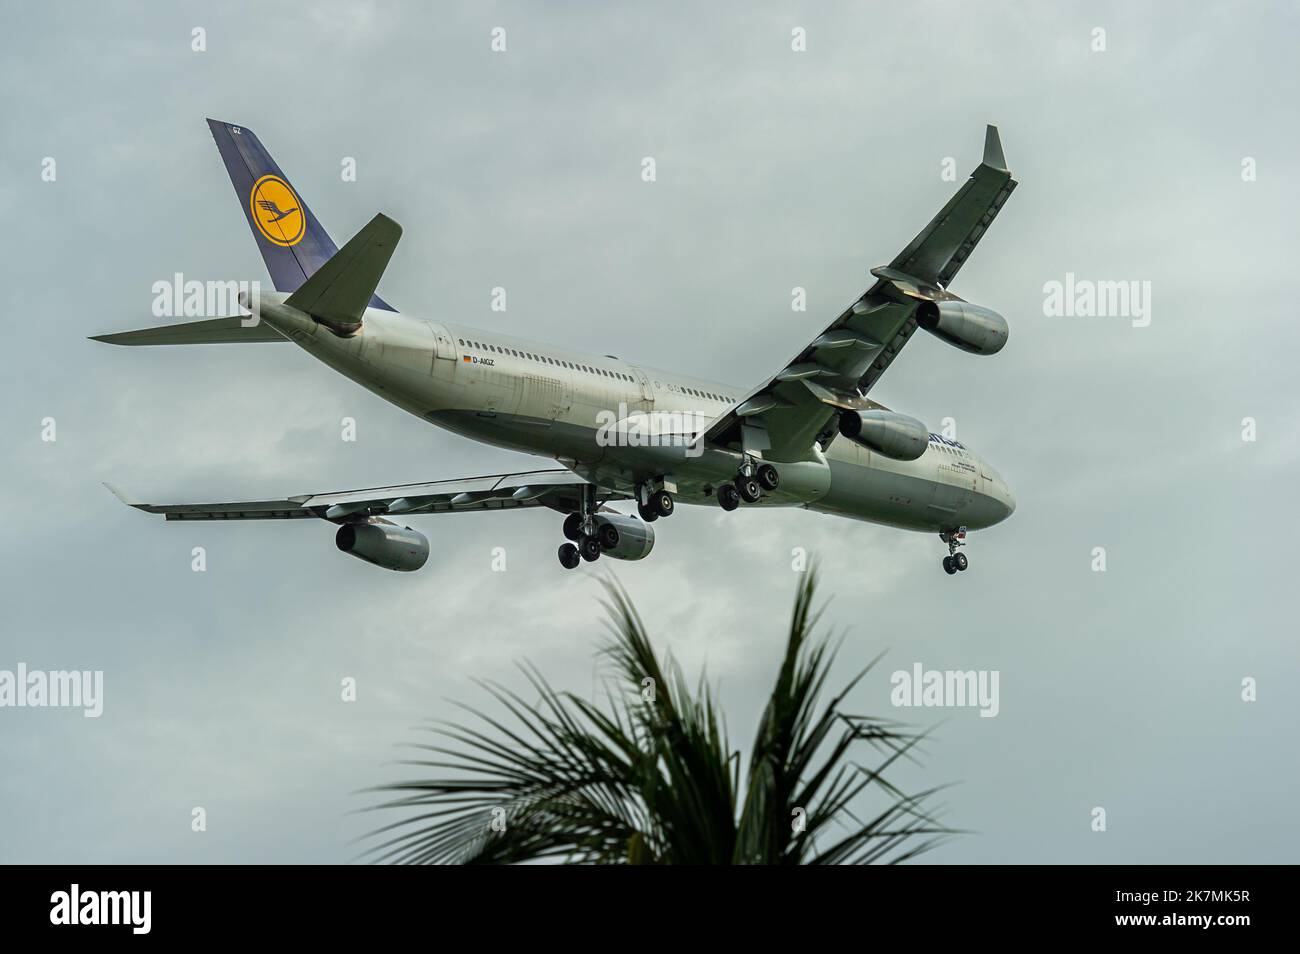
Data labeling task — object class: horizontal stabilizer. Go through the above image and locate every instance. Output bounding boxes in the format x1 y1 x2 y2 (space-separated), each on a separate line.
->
90 315 288 346
285 213 401 333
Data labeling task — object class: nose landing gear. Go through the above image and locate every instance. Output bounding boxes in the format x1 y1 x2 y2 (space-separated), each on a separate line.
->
940 528 969 575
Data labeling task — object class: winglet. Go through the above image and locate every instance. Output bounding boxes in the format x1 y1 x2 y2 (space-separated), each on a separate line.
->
982 124 1008 172
103 482 138 507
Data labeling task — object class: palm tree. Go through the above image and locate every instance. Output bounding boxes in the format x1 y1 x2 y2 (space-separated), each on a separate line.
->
362 567 954 864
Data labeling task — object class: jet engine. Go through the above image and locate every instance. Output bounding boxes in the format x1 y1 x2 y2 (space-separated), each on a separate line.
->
916 300 1008 355
335 520 430 571
593 512 655 561
838 409 929 461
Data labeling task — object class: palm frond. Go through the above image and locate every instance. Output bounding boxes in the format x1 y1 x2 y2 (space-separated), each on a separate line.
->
362 563 957 864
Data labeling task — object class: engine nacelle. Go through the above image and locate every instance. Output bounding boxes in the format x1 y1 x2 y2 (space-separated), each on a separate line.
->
916 300 1008 355
335 520 430 571
593 512 655 561
838 409 929 461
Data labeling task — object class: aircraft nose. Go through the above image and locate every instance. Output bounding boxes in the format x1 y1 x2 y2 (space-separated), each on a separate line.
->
997 480 1016 522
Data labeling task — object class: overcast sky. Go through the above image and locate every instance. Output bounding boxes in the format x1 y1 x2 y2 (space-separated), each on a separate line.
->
2 0 1297 863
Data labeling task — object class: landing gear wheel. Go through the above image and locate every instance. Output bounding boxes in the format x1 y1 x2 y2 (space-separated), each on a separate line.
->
941 526 968 576
597 522 620 550
637 502 659 522
756 464 780 492
650 490 675 517
562 513 583 541
735 475 762 503
579 536 602 562
558 542 580 569
717 484 741 511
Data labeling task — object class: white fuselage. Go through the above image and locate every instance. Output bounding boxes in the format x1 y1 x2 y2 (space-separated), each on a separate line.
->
256 299 1016 533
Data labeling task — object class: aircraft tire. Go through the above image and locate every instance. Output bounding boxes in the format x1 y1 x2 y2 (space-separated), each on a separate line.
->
735 475 762 503
717 484 741 511
651 490 674 517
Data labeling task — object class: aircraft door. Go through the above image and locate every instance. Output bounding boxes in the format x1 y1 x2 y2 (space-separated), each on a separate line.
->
928 452 976 516
631 366 655 411
429 323 457 363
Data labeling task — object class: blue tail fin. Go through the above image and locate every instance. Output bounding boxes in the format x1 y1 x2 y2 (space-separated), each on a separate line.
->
206 119 392 310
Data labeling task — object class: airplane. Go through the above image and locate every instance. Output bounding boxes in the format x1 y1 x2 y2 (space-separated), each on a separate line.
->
94 119 1018 576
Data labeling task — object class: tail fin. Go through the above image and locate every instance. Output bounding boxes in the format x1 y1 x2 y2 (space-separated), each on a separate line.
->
206 119 393 311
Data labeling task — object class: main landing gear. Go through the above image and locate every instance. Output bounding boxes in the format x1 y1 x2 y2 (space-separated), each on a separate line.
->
636 487 674 523
559 512 604 566
940 528 969 575
718 462 779 511
558 483 605 569
558 481 672 569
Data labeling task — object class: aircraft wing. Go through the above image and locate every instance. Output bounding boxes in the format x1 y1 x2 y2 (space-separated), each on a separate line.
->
702 125 1017 462
106 469 630 521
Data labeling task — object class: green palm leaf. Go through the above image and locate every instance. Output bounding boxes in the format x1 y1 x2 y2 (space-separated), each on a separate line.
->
361 565 955 864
